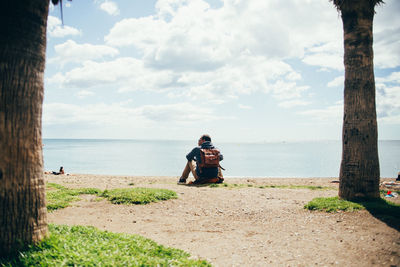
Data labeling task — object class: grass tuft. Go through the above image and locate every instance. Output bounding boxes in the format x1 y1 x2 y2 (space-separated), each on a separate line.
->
46 183 178 210
304 197 364 212
46 183 101 211
305 196 400 216
46 183 81 211
100 188 178 204
0 224 210 266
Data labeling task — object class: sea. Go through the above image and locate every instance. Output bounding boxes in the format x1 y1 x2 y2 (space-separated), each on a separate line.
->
42 139 400 178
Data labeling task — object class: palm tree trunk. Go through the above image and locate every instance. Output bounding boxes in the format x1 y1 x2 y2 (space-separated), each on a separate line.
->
338 0 380 200
0 0 49 256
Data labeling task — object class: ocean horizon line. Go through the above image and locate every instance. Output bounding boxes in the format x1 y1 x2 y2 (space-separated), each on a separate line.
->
42 138 399 145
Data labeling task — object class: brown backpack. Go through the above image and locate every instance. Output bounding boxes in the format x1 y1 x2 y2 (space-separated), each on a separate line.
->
198 148 220 170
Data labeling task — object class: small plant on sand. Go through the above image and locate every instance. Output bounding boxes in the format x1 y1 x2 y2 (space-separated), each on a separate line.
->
304 197 364 212
100 188 178 204
0 224 210 266
305 196 400 217
46 183 178 210
46 183 101 211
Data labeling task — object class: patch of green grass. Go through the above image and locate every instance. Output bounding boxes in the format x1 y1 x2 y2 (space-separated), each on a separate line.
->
75 187 102 195
46 183 81 211
205 183 245 189
100 188 178 204
304 196 400 216
304 197 365 212
0 224 210 267
46 183 101 211
46 183 178 210
46 183 66 190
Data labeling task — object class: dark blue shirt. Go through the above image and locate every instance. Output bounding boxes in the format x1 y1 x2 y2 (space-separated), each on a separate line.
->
186 141 223 179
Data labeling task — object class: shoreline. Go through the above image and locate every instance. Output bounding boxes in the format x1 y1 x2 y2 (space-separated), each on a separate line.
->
45 174 342 189
45 173 396 187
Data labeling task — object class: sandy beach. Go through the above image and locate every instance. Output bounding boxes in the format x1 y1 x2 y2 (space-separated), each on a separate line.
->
45 174 400 266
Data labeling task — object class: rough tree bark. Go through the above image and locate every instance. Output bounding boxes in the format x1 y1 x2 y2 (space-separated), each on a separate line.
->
335 0 382 200
0 0 49 256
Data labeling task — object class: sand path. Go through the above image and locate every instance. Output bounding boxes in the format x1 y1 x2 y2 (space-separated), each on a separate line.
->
46 174 400 266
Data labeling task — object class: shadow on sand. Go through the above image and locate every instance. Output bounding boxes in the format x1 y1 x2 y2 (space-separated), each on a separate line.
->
357 198 400 231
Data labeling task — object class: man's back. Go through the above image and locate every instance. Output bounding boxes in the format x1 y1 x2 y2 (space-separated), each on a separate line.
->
186 141 223 179
178 134 224 185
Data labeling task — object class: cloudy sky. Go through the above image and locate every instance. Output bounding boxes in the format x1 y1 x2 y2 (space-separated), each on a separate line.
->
44 0 400 143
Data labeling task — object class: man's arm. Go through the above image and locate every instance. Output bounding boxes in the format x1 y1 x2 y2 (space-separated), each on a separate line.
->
186 147 198 161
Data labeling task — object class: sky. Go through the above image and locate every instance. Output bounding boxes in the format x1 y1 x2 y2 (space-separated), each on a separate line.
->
44 0 400 143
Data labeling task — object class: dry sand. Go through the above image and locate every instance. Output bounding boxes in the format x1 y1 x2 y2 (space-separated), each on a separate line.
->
46 174 400 266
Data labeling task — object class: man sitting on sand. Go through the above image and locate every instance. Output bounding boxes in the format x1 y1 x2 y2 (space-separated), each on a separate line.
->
178 134 224 185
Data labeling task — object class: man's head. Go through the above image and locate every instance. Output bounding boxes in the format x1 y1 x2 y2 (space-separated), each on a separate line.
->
198 134 211 145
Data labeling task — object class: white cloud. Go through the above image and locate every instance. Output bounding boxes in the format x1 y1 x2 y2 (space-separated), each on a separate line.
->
279 99 311 109
48 53 308 104
300 101 343 124
301 0 400 71
373 27 400 69
100 1 120 16
44 0 400 141
47 16 81 38
43 101 221 127
238 104 252 110
327 76 344 88
169 56 304 102
303 70 400 125
374 0 400 69
376 72 400 84
379 114 400 125
48 57 174 92
303 49 344 71
76 90 95 99
99 0 350 104
271 81 310 100
376 72 400 124
138 103 217 122
43 102 138 126
105 0 341 69
42 100 235 139
49 40 119 65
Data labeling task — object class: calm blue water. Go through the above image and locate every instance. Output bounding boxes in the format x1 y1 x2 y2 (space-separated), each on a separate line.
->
42 139 400 178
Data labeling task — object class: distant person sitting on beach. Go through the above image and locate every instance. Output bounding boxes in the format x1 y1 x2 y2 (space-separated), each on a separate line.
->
178 134 224 185
45 166 65 175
